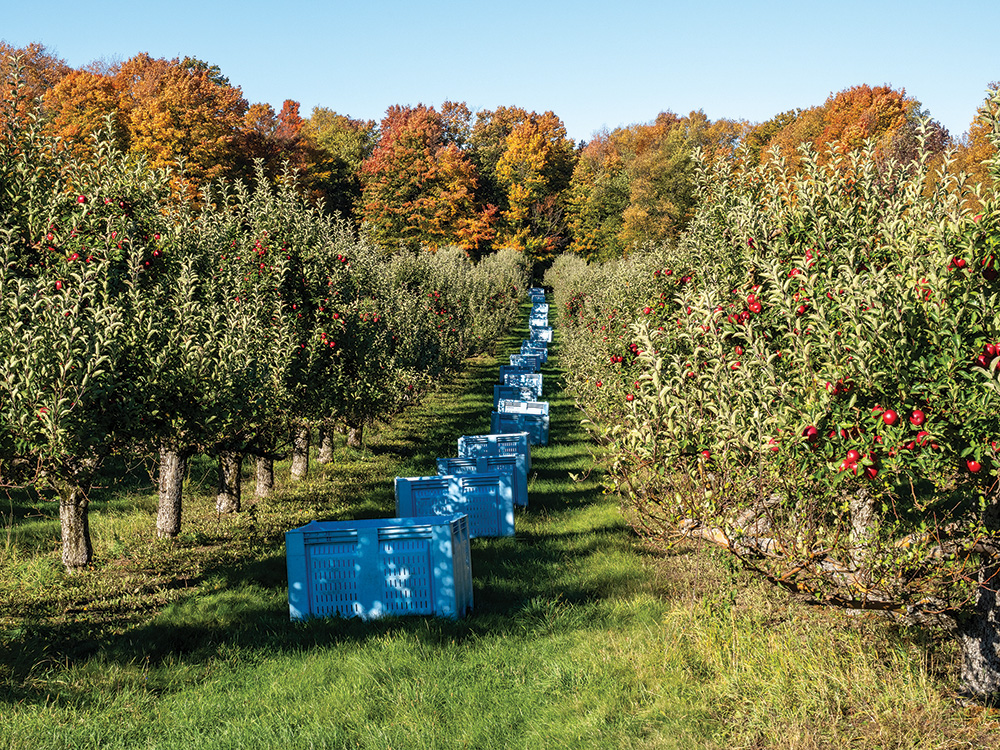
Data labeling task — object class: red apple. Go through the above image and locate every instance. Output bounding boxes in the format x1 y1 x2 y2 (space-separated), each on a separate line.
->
882 410 898 426
910 409 925 426
967 458 982 473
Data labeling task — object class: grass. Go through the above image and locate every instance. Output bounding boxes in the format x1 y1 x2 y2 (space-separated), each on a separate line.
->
1 311 999 749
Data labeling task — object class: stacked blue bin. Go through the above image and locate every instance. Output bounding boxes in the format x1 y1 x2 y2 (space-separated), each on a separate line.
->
286 286 554 621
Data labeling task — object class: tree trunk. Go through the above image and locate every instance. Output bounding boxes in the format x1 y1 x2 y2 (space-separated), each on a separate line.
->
347 422 363 449
59 482 92 569
959 561 1000 700
317 427 334 465
290 424 310 481
255 455 275 499
156 442 187 538
216 451 242 514
849 486 875 573
960 493 1000 700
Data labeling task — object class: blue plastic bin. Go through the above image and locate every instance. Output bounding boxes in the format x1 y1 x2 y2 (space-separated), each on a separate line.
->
529 326 553 343
437 454 529 508
502 372 542 399
285 515 473 621
491 402 550 446
509 354 542 371
493 384 538 409
458 431 531 471
395 472 515 538
520 342 548 363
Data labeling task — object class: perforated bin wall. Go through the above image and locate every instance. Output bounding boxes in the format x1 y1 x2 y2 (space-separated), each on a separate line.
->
529 326 553 343
394 472 515 538
285 515 473 621
437 453 529 508
490 410 549 446
520 342 548 363
501 372 542 399
458 431 531 471
493 384 539 409
509 354 541 371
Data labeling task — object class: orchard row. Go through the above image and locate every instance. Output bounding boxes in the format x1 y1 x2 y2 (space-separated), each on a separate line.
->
545 95 1000 699
0 123 530 570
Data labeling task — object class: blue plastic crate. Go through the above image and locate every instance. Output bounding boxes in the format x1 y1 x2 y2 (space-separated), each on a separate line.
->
458 431 531 471
520 342 548 363
502 372 542 399
531 302 549 315
491 406 549 446
437 454 529 508
500 365 537 385
395 473 515 538
528 314 548 328
285 515 473 621
529 326 553 343
509 354 541 371
497 398 549 416
493 384 538 409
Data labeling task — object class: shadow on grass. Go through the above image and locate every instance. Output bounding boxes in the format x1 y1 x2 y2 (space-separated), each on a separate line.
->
0 309 647 708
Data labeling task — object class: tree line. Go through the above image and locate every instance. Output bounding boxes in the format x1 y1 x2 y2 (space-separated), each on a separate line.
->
3 42 997 265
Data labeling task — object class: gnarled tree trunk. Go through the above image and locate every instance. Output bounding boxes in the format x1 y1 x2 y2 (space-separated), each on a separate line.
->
255 455 274 498
317 427 334 465
58 481 92 570
959 561 1000 700
347 422 363 449
850 486 875 573
157 442 187 538
290 424 310 481
216 451 242 514
960 494 1000 700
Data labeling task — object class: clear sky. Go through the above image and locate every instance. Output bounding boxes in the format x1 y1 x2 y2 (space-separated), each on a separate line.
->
2 0 998 143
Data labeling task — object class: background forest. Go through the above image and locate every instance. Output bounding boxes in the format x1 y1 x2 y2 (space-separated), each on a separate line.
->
4 42 996 266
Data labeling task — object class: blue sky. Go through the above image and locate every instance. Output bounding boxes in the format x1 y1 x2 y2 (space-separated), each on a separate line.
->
3 0 998 142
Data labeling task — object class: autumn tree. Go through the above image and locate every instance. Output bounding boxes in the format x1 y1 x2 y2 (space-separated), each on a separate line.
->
567 111 743 258
566 130 630 260
303 107 377 220
951 82 999 198
493 110 576 261
43 69 126 157
113 54 248 186
359 103 494 253
0 42 69 129
467 105 531 213
751 85 948 169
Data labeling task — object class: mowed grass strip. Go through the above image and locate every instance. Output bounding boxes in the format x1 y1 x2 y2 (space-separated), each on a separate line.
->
1 311 997 749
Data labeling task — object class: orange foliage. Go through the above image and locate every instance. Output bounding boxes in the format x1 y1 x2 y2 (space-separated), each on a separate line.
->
44 70 125 156
113 54 248 183
359 103 494 253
